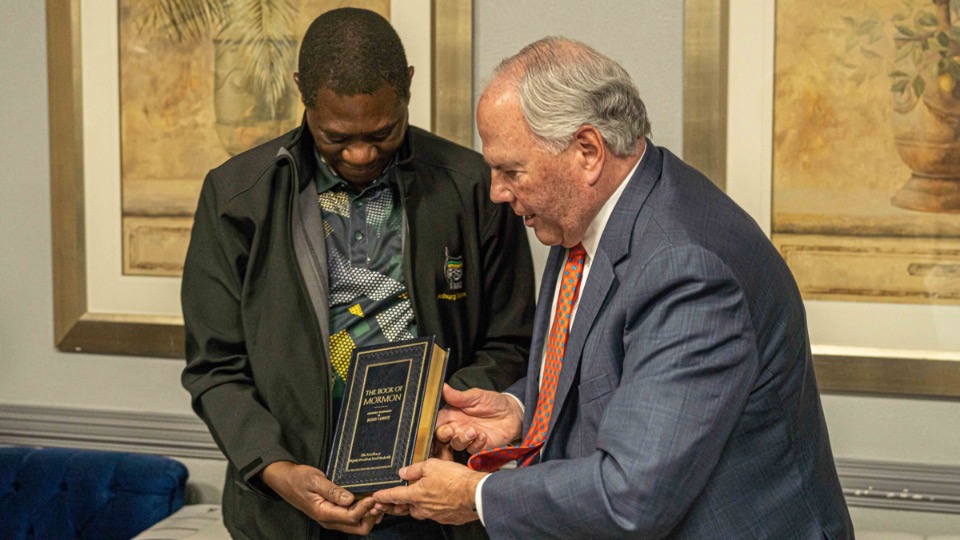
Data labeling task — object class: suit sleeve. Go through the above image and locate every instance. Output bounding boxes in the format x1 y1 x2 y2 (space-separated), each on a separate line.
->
503 377 527 405
481 245 759 539
446 183 535 393
180 174 295 497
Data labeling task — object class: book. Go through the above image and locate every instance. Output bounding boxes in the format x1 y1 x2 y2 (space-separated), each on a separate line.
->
326 336 449 495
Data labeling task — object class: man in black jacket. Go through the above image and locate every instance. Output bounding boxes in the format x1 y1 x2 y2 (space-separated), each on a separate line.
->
180 8 534 539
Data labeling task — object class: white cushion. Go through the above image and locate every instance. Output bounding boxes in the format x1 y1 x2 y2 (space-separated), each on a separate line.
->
133 504 230 540
857 533 925 540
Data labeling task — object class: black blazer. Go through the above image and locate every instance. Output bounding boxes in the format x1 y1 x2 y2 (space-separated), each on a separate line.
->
181 120 535 539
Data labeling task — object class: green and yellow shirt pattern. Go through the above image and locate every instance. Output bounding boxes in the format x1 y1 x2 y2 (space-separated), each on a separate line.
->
314 155 418 404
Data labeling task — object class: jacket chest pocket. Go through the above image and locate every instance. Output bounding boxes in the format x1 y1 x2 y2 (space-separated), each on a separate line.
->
574 372 616 455
579 371 616 404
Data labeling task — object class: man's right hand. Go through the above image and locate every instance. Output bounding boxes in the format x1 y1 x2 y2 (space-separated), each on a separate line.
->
435 384 523 454
259 461 379 535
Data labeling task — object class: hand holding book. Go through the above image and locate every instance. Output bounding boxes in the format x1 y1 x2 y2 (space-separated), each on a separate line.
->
326 337 449 495
433 384 524 455
259 461 382 534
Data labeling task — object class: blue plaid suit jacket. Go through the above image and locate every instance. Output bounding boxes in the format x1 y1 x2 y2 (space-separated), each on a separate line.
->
481 143 853 539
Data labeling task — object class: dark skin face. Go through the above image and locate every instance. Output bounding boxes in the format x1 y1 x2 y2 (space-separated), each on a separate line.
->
295 70 413 189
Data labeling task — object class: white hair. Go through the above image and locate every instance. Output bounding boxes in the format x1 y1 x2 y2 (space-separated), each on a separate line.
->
493 37 650 157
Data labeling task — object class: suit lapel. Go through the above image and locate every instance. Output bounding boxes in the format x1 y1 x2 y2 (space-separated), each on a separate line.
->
544 141 664 443
601 140 663 264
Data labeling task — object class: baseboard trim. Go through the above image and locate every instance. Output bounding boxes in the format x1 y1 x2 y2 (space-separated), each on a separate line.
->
1 404 958 513
0 403 223 460
837 458 960 514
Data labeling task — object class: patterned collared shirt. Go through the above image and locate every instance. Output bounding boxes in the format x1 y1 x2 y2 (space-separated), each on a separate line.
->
314 153 418 402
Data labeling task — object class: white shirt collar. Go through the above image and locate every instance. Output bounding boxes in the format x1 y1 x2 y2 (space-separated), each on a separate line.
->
579 144 647 261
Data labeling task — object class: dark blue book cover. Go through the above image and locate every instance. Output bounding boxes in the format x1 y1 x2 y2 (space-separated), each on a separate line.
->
326 336 448 494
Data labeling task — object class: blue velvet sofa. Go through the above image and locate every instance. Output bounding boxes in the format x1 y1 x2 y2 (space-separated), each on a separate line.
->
0 447 188 539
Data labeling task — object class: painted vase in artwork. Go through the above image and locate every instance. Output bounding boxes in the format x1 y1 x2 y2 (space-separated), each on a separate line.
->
138 0 301 156
888 0 960 212
213 38 299 156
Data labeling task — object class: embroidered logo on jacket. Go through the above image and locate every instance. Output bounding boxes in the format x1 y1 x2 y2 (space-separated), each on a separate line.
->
444 247 464 290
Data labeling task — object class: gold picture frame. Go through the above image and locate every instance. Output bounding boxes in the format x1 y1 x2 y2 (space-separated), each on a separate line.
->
47 0 473 358
683 0 960 398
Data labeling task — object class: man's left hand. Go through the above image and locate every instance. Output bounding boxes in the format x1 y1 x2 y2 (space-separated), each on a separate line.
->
372 459 487 525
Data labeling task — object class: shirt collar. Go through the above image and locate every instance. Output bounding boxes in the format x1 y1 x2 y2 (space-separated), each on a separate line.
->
313 147 398 194
579 144 647 261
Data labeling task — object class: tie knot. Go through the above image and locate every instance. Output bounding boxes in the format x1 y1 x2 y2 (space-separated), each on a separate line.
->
567 243 586 262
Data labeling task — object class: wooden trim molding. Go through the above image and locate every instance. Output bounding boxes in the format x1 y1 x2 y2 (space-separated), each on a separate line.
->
815 354 960 399
432 0 474 148
683 0 728 189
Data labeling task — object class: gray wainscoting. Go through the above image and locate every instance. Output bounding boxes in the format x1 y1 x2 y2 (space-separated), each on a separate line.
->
0 403 220 460
838 458 960 514
1 403 958 514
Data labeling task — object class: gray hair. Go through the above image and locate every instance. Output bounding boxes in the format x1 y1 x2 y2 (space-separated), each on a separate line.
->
493 37 649 157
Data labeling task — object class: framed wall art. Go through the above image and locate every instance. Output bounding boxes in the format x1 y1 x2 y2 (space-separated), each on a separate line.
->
47 0 473 358
685 0 960 398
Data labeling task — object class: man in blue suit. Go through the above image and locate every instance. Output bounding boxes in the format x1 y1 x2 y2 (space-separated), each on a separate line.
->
373 37 854 539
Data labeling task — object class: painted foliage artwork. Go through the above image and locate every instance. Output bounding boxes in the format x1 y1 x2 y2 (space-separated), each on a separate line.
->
774 0 960 304
119 0 389 276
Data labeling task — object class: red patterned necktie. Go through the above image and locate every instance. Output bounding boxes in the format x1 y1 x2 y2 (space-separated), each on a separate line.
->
469 243 587 472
